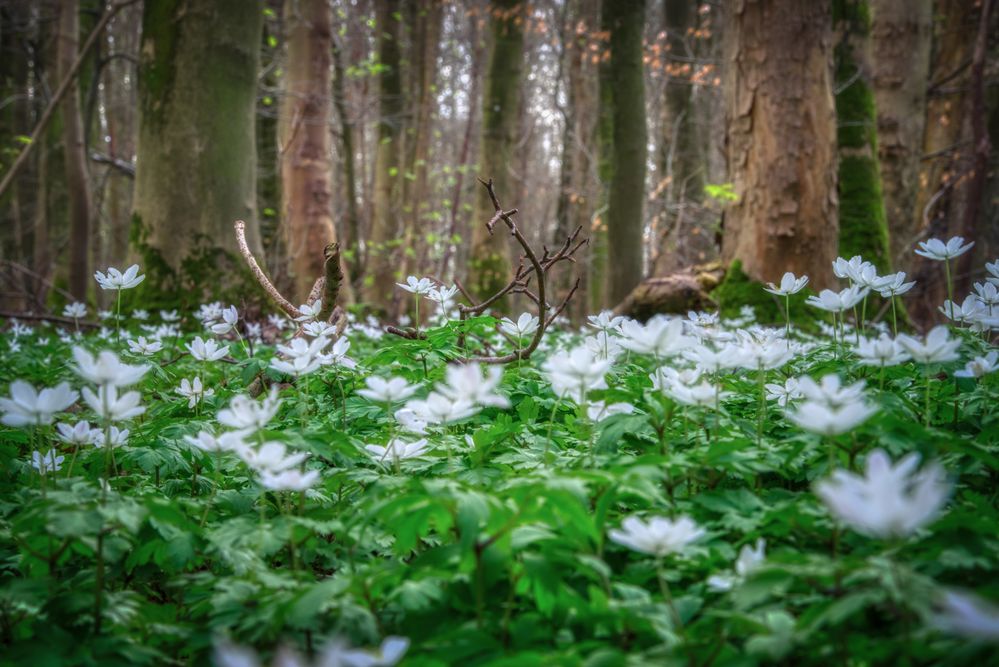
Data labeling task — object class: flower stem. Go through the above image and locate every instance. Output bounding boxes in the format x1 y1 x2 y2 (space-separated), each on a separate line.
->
543 396 564 467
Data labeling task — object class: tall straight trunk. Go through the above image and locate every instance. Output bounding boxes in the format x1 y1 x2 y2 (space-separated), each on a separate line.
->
133 0 263 302
869 0 932 269
57 0 93 301
834 0 890 270
363 0 404 310
467 0 525 305
604 0 647 304
722 0 839 288
332 36 361 282
590 5 614 313
279 0 340 303
907 0 979 324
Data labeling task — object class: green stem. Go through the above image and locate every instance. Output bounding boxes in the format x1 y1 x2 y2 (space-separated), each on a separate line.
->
543 396 564 467
890 294 898 336
115 290 122 344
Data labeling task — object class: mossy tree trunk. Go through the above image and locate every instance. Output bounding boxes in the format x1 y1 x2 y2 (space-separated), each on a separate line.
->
279 0 340 304
57 0 93 301
363 0 405 311
834 0 890 270
603 0 647 306
722 0 839 289
869 0 932 269
467 0 525 305
132 0 263 302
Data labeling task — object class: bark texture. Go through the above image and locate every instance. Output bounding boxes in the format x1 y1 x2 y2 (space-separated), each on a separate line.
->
133 0 263 298
604 0 647 305
468 0 525 305
869 0 932 268
279 0 338 303
722 0 839 288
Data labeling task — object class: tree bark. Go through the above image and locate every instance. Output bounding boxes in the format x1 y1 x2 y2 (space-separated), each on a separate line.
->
834 0 890 270
721 0 839 288
279 0 340 304
332 34 361 282
132 0 263 300
604 0 647 305
467 0 526 306
363 0 405 310
57 0 93 301
869 0 932 269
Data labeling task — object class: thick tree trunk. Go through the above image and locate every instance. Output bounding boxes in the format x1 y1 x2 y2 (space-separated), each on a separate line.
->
467 0 525 305
722 0 839 288
279 0 339 304
604 0 647 305
834 0 890 270
869 0 932 269
133 0 262 301
363 0 405 310
57 0 93 301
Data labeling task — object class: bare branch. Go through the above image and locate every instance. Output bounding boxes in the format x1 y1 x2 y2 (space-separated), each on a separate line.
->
234 220 301 320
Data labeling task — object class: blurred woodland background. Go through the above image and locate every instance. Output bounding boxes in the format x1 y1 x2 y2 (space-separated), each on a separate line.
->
0 0 996 327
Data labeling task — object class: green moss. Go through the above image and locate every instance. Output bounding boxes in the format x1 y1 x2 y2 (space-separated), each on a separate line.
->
139 0 181 129
838 155 890 269
469 252 510 310
712 260 783 323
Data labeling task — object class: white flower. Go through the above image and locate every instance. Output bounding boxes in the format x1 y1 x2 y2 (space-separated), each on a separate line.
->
302 321 338 338
72 347 149 387
687 310 720 328
833 256 879 288
437 362 510 409
177 377 213 408
427 284 459 307
874 272 916 298
160 309 180 322
405 392 478 425
932 590 999 640
184 430 246 454
853 335 910 367
131 309 149 321
499 313 540 339
127 336 164 356
764 272 809 296
815 449 949 538
94 263 145 290
668 381 730 407
707 538 766 592
737 337 793 371
897 325 961 364
259 468 320 492
587 310 625 333
295 300 323 323
267 313 289 331
914 236 974 261
585 400 634 422
786 400 876 436
954 351 999 379
542 346 612 403
365 438 429 464
82 385 145 422
31 449 64 475
806 285 869 313
93 425 130 448
617 315 694 357
940 295 986 325
0 380 78 427
56 420 100 445
765 378 802 407
650 367 703 393
187 336 230 362
608 515 705 558
684 343 746 372
797 374 867 408
357 376 418 403
210 305 239 334
271 336 329 377
396 276 433 295
394 407 429 434
320 636 410 667
240 441 308 473
217 388 281 431
317 337 357 369
62 302 87 319
973 281 999 308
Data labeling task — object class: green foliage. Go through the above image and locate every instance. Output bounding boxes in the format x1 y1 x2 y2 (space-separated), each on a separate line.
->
712 260 782 322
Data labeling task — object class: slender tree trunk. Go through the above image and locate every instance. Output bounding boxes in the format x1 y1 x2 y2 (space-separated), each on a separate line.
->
133 0 262 303
363 0 405 310
57 0 93 301
279 0 342 304
467 0 526 305
332 35 361 282
834 0 890 270
721 0 839 288
870 0 932 269
604 0 647 305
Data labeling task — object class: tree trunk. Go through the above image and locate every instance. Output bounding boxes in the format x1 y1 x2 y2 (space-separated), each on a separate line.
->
869 0 932 269
604 0 647 305
133 0 263 303
363 0 405 311
279 0 339 304
467 0 526 305
57 0 93 301
722 0 839 289
332 35 361 283
834 0 890 270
